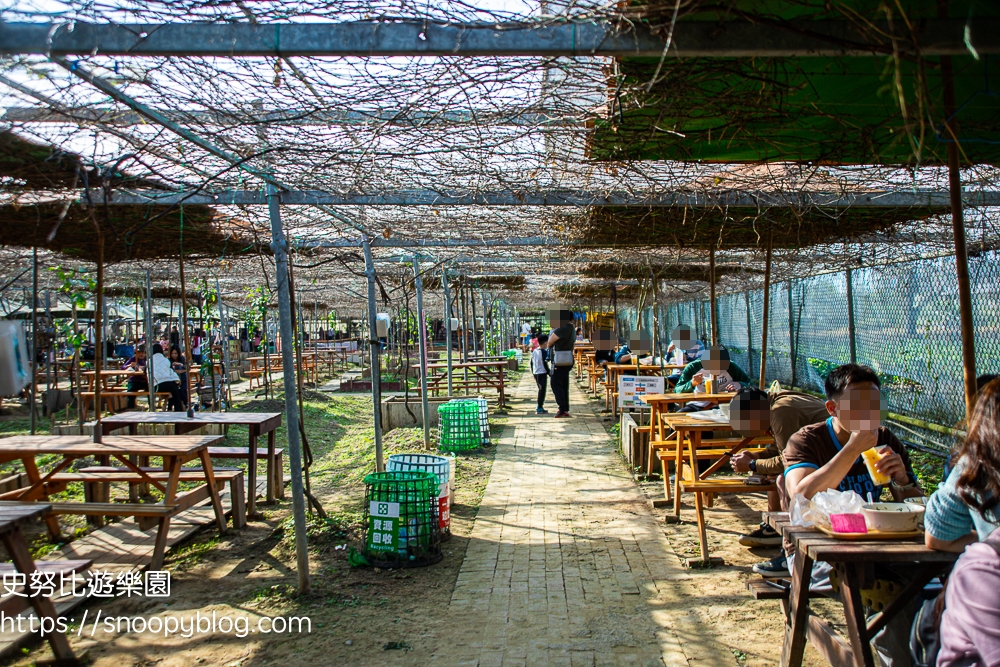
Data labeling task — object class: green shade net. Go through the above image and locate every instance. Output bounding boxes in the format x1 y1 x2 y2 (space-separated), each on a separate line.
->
592 1 1000 164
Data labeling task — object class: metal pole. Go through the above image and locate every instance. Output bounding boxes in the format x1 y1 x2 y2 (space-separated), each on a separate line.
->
30 247 37 434
845 269 858 365
481 291 489 356
459 284 468 363
709 247 718 346
413 258 432 450
361 235 385 472
442 267 454 396
787 279 796 388
941 49 978 418
471 289 479 358
45 291 51 408
266 186 310 594
216 278 232 410
145 271 155 411
612 282 619 342
744 289 753 378
759 233 772 389
178 209 193 416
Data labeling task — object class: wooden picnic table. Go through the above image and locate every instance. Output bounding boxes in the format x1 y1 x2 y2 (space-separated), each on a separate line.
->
660 412 775 563
641 392 737 441
766 512 958 667
79 369 149 418
98 411 283 517
0 502 84 665
415 360 508 406
81 368 144 391
573 345 594 378
0 435 227 570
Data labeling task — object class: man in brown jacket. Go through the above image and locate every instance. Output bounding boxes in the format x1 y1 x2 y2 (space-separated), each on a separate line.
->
730 389 829 575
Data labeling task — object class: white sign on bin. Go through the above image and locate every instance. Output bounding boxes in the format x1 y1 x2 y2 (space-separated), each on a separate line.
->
618 376 665 408
369 501 400 519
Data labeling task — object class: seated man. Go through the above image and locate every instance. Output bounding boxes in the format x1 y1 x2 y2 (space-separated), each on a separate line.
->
733 389 830 546
777 364 923 666
665 337 706 382
673 347 753 412
120 344 149 409
614 343 632 364
754 364 921 580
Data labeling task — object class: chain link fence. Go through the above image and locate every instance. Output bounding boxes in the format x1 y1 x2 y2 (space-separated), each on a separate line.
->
615 251 1000 455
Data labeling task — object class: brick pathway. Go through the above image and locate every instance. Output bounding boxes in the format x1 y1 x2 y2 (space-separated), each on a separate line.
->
439 372 738 667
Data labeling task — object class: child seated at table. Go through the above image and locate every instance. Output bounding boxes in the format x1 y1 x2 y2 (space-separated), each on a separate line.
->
531 334 550 415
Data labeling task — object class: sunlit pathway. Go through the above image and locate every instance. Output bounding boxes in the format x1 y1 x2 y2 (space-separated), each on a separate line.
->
435 373 737 667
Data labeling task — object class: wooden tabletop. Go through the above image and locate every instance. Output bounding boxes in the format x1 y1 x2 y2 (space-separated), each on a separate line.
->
0 502 52 534
605 363 664 372
643 392 738 403
663 413 731 426
421 361 507 369
0 435 222 457
100 411 281 426
82 369 143 376
767 512 957 564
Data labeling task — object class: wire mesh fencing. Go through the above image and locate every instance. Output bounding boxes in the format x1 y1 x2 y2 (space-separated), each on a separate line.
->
653 250 1000 454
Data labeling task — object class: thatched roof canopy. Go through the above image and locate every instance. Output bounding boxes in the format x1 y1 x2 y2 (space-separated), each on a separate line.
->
556 283 642 300
0 203 266 263
583 205 944 250
581 261 757 282
0 130 164 190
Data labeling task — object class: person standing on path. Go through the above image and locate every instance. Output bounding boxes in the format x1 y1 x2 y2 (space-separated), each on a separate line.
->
544 308 575 418
531 333 550 414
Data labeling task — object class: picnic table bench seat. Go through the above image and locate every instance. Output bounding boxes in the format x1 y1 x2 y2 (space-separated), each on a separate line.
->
78 391 172 420
207 447 284 500
748 578 792 601
54 467 247 529
651 436 772 485
0 502 88 664
96 413 284 516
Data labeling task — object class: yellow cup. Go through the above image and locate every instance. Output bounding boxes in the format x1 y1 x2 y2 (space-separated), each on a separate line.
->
862 447 892 486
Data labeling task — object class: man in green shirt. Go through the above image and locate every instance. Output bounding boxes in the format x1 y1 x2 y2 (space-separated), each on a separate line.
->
674 354 755 411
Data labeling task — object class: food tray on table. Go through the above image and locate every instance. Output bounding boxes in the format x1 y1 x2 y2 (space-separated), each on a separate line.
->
816 524 923 540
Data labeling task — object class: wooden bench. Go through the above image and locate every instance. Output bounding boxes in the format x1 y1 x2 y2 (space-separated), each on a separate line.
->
79 391 171 420
748 578 791 601
0 503 91 666
0 559 91 578
51 467 247 530
654 439 772 500
208 447 284 500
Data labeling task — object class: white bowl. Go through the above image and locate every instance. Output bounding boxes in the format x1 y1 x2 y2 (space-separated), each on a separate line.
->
903 496 929 508
862 503 925 532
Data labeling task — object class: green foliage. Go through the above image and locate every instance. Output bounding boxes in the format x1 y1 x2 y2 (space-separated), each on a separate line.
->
49 265 94 310
909 449 946 496
807 357 923 395
49 265 93 353
243 286 271 339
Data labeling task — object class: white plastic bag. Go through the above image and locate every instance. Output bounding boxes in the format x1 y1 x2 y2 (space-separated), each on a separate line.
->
0 321 30 396
789 489 865 528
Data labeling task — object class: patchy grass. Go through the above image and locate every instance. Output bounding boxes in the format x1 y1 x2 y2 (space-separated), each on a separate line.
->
909 448 947 495
165 535 222 571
